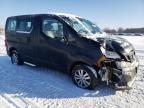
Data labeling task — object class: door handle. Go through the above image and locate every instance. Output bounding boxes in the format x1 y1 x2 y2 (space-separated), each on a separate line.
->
27 36 31 42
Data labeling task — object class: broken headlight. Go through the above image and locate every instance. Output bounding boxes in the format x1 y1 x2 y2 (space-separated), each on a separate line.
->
100 41 121 59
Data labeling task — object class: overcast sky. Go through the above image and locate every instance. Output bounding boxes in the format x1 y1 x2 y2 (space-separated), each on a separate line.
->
0 0 144 29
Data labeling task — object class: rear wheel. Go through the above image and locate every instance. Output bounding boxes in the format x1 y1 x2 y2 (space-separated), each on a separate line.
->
72 65 99 89
11 50 23 65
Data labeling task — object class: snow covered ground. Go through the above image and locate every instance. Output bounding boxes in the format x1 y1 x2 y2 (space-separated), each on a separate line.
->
0 34 144 108
121 36 144 54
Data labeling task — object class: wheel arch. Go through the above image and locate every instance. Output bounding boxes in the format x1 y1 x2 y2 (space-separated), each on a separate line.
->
69 61 89 74
8 47 17 56
68 60 99 74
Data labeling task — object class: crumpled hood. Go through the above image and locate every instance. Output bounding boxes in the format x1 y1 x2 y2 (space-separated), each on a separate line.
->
82 34 134 54
97 35 134 54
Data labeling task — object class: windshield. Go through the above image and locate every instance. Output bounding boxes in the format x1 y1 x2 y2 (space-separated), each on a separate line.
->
78 18 103 34
61 16 91 35
60 16 103 36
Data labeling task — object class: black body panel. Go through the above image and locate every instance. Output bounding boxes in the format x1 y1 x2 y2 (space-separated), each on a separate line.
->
5 14 103 73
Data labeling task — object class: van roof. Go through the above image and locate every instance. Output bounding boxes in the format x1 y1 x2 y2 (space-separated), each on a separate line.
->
7 14 56 19
7 13 81 19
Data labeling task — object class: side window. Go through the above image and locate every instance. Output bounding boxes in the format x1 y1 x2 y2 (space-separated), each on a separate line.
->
17 20 32 33
42 19 64 39
73 21 83 32
7 19 16 31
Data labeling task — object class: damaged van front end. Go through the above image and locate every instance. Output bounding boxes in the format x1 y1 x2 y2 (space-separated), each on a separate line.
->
56 13 139 89
96 36 139 89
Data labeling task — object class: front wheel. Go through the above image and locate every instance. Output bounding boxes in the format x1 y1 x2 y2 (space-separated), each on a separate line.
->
72 65 99 90
11 50 23 65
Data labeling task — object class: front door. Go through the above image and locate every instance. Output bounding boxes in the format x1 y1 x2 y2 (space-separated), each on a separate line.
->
36 16 69 69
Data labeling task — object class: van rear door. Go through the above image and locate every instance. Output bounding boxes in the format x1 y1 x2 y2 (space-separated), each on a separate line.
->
5 17 17 55
15 16 35 62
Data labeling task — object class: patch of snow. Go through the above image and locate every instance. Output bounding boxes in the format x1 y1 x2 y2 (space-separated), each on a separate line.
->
52 13 81 18
120 35 144 51
0 34 144 108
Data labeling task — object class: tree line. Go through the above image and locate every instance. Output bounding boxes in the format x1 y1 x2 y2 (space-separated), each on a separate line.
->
103 27 144 34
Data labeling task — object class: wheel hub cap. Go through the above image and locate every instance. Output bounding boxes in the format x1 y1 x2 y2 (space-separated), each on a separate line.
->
74 69 91 88
12 53 18 64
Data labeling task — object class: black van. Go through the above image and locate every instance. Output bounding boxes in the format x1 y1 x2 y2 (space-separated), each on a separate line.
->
5 13 139 90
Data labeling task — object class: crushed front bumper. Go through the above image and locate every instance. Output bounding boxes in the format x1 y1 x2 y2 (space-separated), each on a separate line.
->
112 60 139 89
99 58 139 90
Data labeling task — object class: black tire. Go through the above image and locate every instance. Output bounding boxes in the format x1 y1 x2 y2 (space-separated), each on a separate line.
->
72 65 99 90
10 50 23 65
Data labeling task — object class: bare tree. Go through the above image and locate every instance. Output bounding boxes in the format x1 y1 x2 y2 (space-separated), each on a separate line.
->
103 27 116 33
117 27 124 33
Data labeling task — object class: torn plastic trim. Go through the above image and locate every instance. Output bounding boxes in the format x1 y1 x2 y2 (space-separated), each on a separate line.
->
86 65 98 78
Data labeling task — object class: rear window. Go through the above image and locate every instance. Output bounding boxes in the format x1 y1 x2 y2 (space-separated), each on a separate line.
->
17 20 32 33
6 19 17 31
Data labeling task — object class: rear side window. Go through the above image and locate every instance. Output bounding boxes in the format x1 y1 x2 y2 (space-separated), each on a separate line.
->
17 20 32 33
7 19 16 31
